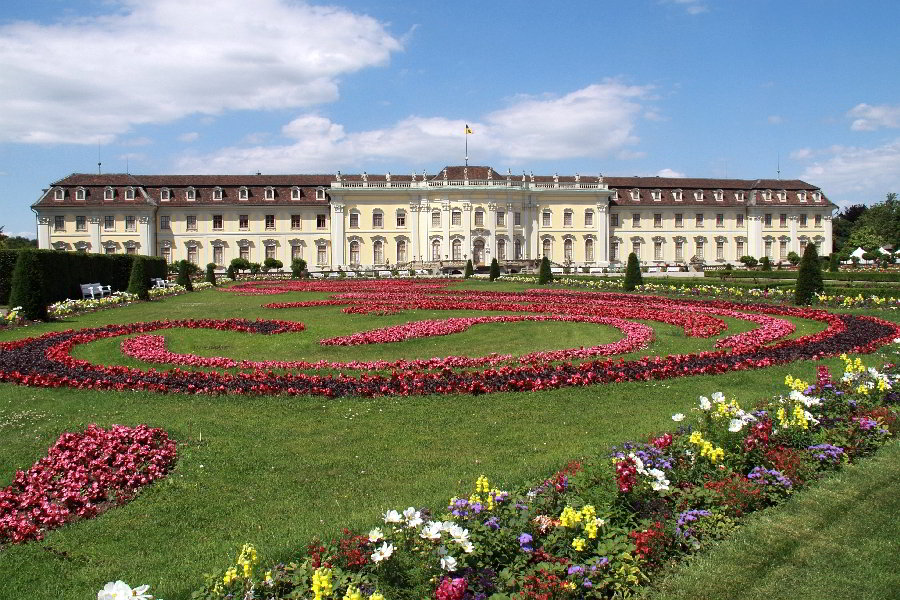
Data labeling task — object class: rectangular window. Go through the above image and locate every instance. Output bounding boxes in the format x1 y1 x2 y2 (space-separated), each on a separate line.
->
105 245 115 255
514 212 521 226
187 246 197 264
542 211 551 227
239 215 249 230
696 240 705 259
780 240 788 259
104 216 115 231
76 216 86 231
373 212 383 228
291 245 302 261
265 214 275 230
160 216 170 230
654 241 663 260
815 214 822 227
765 240 773 258
780 214 787 227
432 211 441 227
453 211 462 226
213 246 223 266
799 214 808 227
266 245 276 260
716 213 724 227
161 246 171 264
716 241 724 260
54 216 65 232
695 213 704 227
563 211 572 227
737 213 745 227
675 213 683 228
317 214 327 229
675 241 684 261
632 213 640 227
396 213 406 227
240 246 250 261
610 241 619 261
764 214 772 227
654 213 662 228
291 214 302 229
632 241 641 259
186 215 196 231
125 215 136 231
497 211 505 227
317 245 327 265
736 240 745 258
349 212 359 228
584 211 593 226
610 213 619 227
212 214 223 230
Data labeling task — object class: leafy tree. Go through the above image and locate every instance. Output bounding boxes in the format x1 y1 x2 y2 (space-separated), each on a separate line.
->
739 255 758 269
263 257 283 273
795 243 824 305
853 193 900 250
464 259 474 279
847 224 887 254
8 249 47 321
291 258 307 278
230 257 251 273
126 256 151 300
828 252 840 273
205 263 217 286
623 252 643 291
786 251 801 266
489 258 500 281
760 256 772 271
249 262 261 275
831 203 868 253
537 256 553 284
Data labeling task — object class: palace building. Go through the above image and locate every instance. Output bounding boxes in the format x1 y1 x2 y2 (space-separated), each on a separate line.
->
32 165 835 272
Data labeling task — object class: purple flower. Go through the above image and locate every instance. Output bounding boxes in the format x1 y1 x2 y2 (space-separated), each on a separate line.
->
484 517 500 530
518 533 533 552
583 580 593 589
807 443 844 464
567 565 584 576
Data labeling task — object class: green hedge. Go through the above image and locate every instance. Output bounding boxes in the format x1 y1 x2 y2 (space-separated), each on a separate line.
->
0 249 20 305
5 249 167 313
705 270 900 283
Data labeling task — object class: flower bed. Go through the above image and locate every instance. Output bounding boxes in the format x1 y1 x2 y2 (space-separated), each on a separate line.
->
190 355 899 600
0 424 177 546
0 282 897 397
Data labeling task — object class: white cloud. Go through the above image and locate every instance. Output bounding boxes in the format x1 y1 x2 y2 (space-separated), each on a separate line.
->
800 138 900 204
790 148 813 160
656 168 685 177
767 115 783 125
847 103 900 131
177 81 652 172
662 0 709 15
178 132 199 143
0 0 401 144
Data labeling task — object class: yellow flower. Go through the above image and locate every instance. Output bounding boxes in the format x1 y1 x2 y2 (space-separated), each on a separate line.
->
312 567 334 600
689 431 704 445
572 537 586 551
563 582 576 591
344 585 363 600
370 593 385 600
223 567 238 585
559 506 582 527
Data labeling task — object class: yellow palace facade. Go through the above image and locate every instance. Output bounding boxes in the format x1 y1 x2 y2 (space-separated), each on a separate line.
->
33 165 835 272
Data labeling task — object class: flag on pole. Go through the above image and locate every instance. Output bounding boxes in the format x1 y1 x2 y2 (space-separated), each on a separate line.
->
465 124 473 134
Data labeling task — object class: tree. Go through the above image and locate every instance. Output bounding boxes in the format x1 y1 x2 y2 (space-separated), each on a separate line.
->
760 256 772 271
786 251 801 266
623 252 643 291
291 258 307 278
846 224 887 254
464 259 474 279
8 249 47 321
739 255 758 269
537 256 553 284
175 260 196 291
205 263 217 286
795 242 824 305
828 252 840 273
249 262 261 275
126 256 151 300
489 258 500 281
229 257 251 274
263 257 283 273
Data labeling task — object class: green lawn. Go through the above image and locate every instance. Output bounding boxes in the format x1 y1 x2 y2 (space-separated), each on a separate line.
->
0 281 896 599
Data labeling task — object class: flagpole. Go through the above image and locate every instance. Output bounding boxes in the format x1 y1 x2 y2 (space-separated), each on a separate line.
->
465 131 468 166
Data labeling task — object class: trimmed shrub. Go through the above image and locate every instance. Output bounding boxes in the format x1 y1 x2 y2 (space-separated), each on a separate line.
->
205 263 217 286
538 256 553 284
226 264 236 280
795 243 824 305
8 249 48 320
760 256 772 271
291 258 307 278
624 252 643 291
489 258 500 281
464 259 474 279
0 249 21 305
126 256 151 300
739 255 758 269
263 257 283 273
249 262 261 275
175 260 195 291
787 251 801 266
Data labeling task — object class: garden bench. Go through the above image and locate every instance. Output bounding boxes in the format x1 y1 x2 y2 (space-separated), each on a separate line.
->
80 283 111 299
151 278 172 289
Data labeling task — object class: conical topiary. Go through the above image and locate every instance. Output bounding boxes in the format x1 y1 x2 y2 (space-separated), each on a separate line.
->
828 252 839 273
623 252 643 291
538 256 553 284
795 243 824 305
8 249 47 321
126 255 151 300
464 259 474 279
205 263 217 286
176 260 194 291
489 258 500 281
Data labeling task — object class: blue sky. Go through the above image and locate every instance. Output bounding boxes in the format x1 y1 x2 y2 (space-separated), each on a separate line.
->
2 0 899 237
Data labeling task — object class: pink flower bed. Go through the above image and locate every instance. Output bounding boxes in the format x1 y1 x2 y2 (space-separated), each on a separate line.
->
0 424 177 545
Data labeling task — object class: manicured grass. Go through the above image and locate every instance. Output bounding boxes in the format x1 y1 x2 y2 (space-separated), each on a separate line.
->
0 281 896 599
643 439 900 600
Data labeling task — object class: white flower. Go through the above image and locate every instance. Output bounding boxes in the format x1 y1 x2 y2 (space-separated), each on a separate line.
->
371 542 394 563
445 524 469 542
804 410 820 426
440 554 458 572
647 468 670 491
628 452 646 474
368 528 384 543
699 396 712 410
403 506 423 528
98 581 152 600
728 418 744 433
383 510 402 524
671 413 685 422
420 521 442 541
711 392 725 403
459 539 474 553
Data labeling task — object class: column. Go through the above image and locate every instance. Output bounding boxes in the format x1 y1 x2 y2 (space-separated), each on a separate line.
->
822 214 834 255
488 202 497 262
523 198 533 259
789 215 799 254
597 203 609 265
747 214 762 258
442 200 450 261
462 202 472 261
409 203 420 263
331 202 345 267
89 216 102 254
530 198 540 259
37 216 51 249
506 202 515 262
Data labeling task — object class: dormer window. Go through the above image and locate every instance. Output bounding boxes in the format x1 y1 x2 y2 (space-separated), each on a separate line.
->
185 187 196 201
125 187 135 200
631 188 641 202
265 186 275 200
160 188 170 201
76 187 86 201
213 187 223 200
104 186 115 200
291 186 301 200
734 191 745 202
316 187 326 200
53 187 64 201
813 191 822 203
714 189 723 202
694 189 704 202
673 189 683 202
797 191 806 202
763 190 772 202
778 190 787 202
651 189 661 202
239 186 249 200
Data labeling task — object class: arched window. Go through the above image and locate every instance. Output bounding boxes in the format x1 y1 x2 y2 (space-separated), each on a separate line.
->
585 238 594 261
514 238 522 260
452 239 462 260
542 238 552 259
564 239 573 261
397 240 407 263
373 240 384 264
497 238 506 260
349 240 360 265
431 239 441 261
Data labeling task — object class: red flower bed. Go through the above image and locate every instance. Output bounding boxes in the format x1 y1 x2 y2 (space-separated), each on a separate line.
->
0 424 176 545
0 283 897 398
